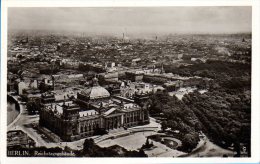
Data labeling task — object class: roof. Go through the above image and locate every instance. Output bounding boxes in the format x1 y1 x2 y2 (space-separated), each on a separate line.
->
80 86 110 100
80 77 111 100
79 109 98 117
103 108 125 118
103 108 117 116
44 101 76 115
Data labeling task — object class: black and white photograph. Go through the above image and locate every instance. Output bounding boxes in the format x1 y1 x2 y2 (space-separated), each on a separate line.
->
2 1 258 160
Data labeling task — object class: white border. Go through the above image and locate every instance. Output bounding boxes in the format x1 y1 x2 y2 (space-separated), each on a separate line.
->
1 0 260 164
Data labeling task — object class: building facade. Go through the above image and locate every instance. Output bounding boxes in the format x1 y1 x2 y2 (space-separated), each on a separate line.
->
7 130 36 149
39 77 149 141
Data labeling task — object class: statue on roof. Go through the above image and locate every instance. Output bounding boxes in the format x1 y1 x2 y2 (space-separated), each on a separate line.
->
92 75 99 87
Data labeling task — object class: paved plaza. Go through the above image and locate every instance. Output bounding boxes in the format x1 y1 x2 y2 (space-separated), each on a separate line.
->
97 131 186 157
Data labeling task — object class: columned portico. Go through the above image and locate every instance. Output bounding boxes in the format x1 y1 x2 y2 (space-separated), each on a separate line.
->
104 112 124 130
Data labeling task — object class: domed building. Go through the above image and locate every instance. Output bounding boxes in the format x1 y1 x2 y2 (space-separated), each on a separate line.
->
39 77 150 141
78 77 110 101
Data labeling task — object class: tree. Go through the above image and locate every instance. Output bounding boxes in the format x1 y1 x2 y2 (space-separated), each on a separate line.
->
83 138 95 152
26 99 41 115
161 121 167 132
145 138 150 146
181 133 199 152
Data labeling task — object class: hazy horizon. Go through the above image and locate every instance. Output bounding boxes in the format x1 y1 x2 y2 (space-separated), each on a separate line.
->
8 7 252 37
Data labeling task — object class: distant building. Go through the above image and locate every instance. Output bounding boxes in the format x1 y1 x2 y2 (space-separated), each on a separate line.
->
105 62 117 72
98 72 119 82
52 74 84 89
120 81 136 98
7 130 36 149
133 92 151 105
120 81 164 98
131 58 141 66
18 81 27 95
125 71 144 82
15 80 38 95
39 77 54 91
135 83 151 94
163 80 183 91
41 92 56 104
61 59 80 69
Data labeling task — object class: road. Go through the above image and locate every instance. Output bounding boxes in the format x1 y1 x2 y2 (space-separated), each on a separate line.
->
8 100 57 148
184 137 234 157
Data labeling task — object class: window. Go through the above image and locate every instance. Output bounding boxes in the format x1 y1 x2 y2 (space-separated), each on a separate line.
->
81 126 84 133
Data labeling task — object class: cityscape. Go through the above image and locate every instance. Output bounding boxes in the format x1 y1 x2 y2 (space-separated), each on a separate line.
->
6 7 251 157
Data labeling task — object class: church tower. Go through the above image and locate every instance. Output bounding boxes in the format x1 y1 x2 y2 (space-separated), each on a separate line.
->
160 63 165 74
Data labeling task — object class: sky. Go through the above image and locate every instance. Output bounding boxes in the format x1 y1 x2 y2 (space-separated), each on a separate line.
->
8 7 252 36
